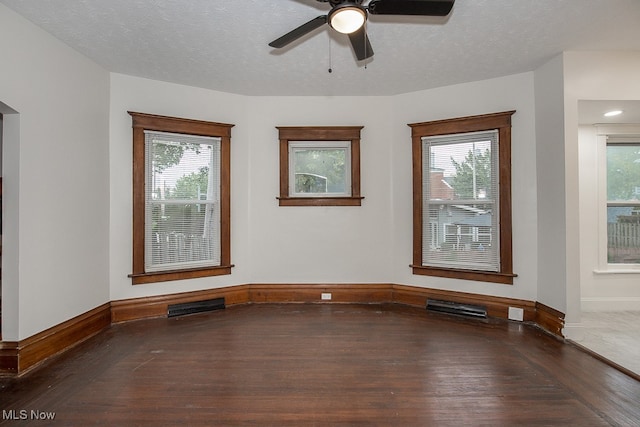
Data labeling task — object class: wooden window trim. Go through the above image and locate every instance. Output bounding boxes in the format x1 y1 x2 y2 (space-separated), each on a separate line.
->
129 112 234 285
276 126 364 207
408 111 517 284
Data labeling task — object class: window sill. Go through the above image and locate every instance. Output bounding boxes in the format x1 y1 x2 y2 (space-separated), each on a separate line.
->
411 265 516 285
593 268 640 275
129 264 234 285
277 196 364 207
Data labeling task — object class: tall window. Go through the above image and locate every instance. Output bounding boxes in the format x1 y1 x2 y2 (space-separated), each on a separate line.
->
129 112 234 284
145 131 220 272
606 138 640 265
409 111 516 284
423 130 499 271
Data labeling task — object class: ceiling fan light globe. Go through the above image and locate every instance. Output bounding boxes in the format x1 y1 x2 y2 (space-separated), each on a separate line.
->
329 6 366 34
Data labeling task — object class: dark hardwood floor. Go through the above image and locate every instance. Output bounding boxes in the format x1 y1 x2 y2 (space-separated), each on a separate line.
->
1 303 639 426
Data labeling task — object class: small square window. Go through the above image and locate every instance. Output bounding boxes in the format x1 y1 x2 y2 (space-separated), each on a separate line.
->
289 141 351 197
277 126 364 207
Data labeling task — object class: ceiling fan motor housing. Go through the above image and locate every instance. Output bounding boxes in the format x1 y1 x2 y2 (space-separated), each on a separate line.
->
328 2 368 34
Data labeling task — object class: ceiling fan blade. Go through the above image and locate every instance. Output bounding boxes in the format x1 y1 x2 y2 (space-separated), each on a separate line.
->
368 0 454 16
269 15 328 48
348 27 374 61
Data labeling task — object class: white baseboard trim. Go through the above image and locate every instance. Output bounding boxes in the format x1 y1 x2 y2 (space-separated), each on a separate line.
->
581 297 640 312
562 322 585 341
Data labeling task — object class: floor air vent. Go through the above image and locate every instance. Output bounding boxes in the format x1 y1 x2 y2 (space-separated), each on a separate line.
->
168 297 225 318
426 299 487 318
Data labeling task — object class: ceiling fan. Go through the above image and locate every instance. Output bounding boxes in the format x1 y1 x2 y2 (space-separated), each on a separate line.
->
269 0 455 61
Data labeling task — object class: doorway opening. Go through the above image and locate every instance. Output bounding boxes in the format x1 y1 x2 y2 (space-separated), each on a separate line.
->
0 101 20 343
576 99 640 377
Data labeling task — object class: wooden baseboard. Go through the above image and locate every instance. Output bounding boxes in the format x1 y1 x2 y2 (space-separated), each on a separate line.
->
393 285 538 320
111 283 547 328
110 285 250 323
0 303 111 375
0 341 19 374
2 284 566 375
249 283 393 304
535 302 565 337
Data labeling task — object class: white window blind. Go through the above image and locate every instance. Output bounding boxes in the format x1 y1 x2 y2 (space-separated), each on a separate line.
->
422 130 500 272
144 131 221 272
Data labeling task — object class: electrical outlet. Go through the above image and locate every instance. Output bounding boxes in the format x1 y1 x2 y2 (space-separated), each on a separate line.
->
508 306 524 322
321 293 332 300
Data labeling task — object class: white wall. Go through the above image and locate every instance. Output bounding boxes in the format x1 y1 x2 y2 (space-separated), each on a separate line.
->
389 73 539 303
0 4 110 340
245 96 395 284
109 72 542 302
533 54 567 314
109 74 252 301
110 76 396 297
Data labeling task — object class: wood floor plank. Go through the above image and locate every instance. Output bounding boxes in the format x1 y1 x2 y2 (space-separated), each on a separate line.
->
1 303 638 426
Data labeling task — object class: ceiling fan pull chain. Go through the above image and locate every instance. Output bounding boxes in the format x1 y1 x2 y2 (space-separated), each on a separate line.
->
364 21 368 69
328 36 333 73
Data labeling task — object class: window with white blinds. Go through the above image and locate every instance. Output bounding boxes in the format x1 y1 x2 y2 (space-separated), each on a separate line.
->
130 112 233 285
422 130 500 272
144 131 221 272
409 111 515 284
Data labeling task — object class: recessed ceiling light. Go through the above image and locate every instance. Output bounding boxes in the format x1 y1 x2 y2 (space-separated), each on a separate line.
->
604 110 623 117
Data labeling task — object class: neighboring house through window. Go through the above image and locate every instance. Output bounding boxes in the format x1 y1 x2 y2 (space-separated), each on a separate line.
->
129 112 234 284
409 111 516 284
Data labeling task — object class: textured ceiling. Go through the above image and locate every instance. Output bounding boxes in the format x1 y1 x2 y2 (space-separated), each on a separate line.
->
2 0 640 96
